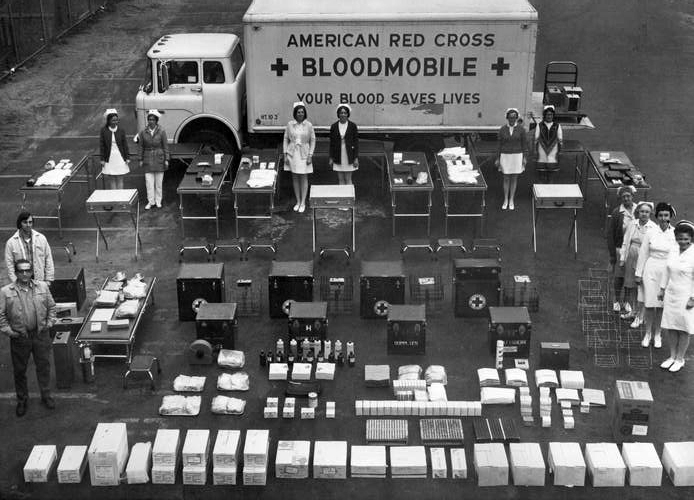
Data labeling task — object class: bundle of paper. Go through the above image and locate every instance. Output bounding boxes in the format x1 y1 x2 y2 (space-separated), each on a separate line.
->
366 419 408 445
126 442 152 484
427 383 447 402
419 418 464 445
159 395 201 416
504 368 528 387
217 349 245 368
210 396 246 415
478 368 500 387
560 370 585 390
535 369 559 387
217 372 249 391
365 364 391 387
351 445 387 478
480 387 516 405
173 375 206 392
397 364 422 380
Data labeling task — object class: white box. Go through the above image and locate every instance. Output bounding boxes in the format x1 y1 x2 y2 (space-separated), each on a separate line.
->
563 416 575 429
662 442 694 486
152 429 180 467
57 445 88 484
548 442 585 486
474 443 508 486
351 445 386 477
585 442 626 487
326 408 336 419
301 407 315 419
283 406 295 418
509 442 545 486
292 363 312 380
24 445 57 483
182 429 210 467
212 465 237 485
243 466 267 485
316 362 336 380
266 397 279 408
126 442 152 484
541 416 551 427
285 397 296 407
314 441 347 479
244 430 270 468
182 465 207 485
264 406 279 418
151 465 176 484
390 446 427 477
560 370 585 389
275 440 310 478
355 400 363 416
431 448 448 478
621 442 662 486
269 362 288 380
451 448 468 479
213 430 240 468
88 422 129 486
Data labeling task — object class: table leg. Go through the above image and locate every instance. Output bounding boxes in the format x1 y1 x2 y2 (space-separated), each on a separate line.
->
574 208 578 257
391 192 397 237
214 193 220 239
133 200 140 260
352 206 356 253
426 192 431 236
480 190 487 237
56 191 63 238
178 193 185 238
312 207 317 255
234 194 239 239
532 199 537 253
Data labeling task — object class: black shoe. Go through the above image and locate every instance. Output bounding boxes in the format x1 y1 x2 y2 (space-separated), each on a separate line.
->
41 396 56 410
16 399 27 417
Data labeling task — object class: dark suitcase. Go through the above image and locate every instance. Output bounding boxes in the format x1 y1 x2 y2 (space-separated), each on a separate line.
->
50 267 86 311
195 302 237 349
51 317 83 389
360 261 406 318
288 301 328 341
454 259 501 317
268 261 314 318
539 341 570 369
177 263 225 321
488 307 531 358
387 304 426 355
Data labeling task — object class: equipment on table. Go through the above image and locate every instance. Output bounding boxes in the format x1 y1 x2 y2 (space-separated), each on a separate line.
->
387 304 426 355
195 302 238 349
288 301 328 341
268 261 314 318
454 258 501 317
50 267 86 311
360 260 405 319
176 263 226 321
488 307 531 359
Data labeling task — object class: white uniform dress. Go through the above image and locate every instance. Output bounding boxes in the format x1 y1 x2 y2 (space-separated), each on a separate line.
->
102 128 129 175
635 225 677 307
283 120 316 174
620 219 657 288
660 244 694 334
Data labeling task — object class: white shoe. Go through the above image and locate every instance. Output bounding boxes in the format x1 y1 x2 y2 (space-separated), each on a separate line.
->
623 303 632 314
293 203 300 212
612 302 621 313
509 201 515 210
630 316 642 328
660 357 675 369
641 333 651 348
145 203 152 210
502 201 508 210
654 333 662 349
621 312 635 320
298 203 306 213
156 203 162 208
669 360 685 373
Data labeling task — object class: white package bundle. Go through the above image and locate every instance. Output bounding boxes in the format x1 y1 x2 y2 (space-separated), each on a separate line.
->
159 395 201 416
217 372 250 391
425 365 447 385
504 368 528 387
173 375 206 392
480 387 516 405
217 349 245 368
397 365 422 380
126 442 152 484
477 368 500 387
211 396 246 415
427 383 448 402
535 369 559 388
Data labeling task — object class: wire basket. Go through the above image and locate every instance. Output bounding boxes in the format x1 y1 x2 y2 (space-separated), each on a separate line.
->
319 276 354 315
229 279 262 316
409 275 444 315
501 277 539 312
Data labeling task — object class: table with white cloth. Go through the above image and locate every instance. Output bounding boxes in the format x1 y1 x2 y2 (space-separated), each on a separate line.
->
388 152 434 236
435 153 488 236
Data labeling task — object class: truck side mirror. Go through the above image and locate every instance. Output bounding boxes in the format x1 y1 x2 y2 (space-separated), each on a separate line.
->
159 62 169 91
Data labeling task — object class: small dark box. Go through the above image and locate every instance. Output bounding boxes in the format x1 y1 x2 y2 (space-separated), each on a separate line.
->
539 341 570 369
387 304 426 355
288 301 328 341
488 307 531 358
50 267 86 311
268 261 314 318
195 302 237 349
177 263 226 321
454 259 501 317
51 317 83 389
360 261 406 319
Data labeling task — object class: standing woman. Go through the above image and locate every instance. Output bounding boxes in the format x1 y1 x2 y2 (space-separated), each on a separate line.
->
495 108 527 210
607 186 636 314
533 105 563 182
619 201 656 324
635 202 677 348
283 102 315 213
658 221 694 373
99 108 130 189
136 110 169 209
329 104 359 185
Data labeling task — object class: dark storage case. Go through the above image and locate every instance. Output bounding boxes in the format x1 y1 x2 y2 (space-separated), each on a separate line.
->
177 263 225 321
195 302 237 349
387 304 426 355
50 267 87 310
51 317 83 389
288 301 328 341
360 261 406 318
488 307 531 358
539 341 570 369
453 259 501 317
268 261 314 318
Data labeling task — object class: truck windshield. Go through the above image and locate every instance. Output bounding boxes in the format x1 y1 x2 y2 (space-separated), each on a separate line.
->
157 60 199 92
142 57 153 93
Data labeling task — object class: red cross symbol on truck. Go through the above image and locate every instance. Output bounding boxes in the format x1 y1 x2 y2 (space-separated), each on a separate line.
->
491 57 510 76
271 58 289 76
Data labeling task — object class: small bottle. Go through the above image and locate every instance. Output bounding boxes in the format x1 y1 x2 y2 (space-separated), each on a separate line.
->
348 352 356 367
260 350 266 366
266 351 273 366
324 340 332 360
287 351 295 367
301 338 310 357
276 338 285 356
334 340 342 359
346 341 355 357
306 349 314 363
317 349 324 363
289 338 298 358
337 352 345 366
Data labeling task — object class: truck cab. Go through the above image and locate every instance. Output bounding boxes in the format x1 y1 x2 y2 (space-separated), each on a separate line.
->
135 33 246 153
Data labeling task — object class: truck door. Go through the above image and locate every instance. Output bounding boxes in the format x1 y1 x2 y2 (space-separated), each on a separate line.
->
201 44 246 132
143 59 203 136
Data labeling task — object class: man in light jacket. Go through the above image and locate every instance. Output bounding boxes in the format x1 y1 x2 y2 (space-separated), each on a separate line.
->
5 211 54 284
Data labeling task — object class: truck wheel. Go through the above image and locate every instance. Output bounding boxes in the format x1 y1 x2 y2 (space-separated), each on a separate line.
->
188 129 237 155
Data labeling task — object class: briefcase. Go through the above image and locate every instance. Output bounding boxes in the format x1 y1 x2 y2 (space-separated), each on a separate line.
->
533 184 583 209
288 301 328 341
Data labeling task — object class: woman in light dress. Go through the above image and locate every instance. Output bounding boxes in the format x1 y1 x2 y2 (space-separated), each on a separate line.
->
99 108 130 189
283 101 315 213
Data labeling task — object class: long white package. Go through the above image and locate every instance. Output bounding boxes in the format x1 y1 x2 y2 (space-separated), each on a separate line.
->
390 446 427 477
509 442 545 486
585 442 626 487
621 442 662 486
88 422 128 486
24 445 57 483
213 430 241 468
314 441 347 479
244 430 270 467
559 370 585 389
126 442 152 484
152 429 180 467
480 387 516 405
275 440 310 478
57 445 88 484
548 442 585 486
351 445 386 477
474 443 508 486
661 442 694 486
431 447 448 478
450 448 468 479
182 429 210 467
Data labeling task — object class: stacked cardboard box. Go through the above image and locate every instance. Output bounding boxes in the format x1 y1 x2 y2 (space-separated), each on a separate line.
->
212 430 240 485
474 443 508 486
57 445 88 484
450 448 467 479
621 442 662 486
151 429 180 484
351 445 387 478
519 386 533 426
275 441 310 479
88 423 129 486
389 446 427 478
661 442 694 486
430 448 448 478
182 429 210 485
243 430 269 485
313 441 347 479
24 445 58 483
539 387 551 427
585 442 626 487
548 442 585 486
509 442 545 486
613 380 653 441
355 400 482 417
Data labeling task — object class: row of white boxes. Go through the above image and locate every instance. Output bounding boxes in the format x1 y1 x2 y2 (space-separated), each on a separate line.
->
355 400 482 417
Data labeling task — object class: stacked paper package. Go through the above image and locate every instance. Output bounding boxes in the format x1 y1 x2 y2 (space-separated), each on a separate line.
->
212 430 240 485
243 429 269 485
182 429 210 485
151 429 180 484
88 423 129 486
275 441 310 479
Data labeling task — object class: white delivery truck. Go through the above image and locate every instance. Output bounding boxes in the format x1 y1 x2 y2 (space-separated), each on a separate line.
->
135 0 540 153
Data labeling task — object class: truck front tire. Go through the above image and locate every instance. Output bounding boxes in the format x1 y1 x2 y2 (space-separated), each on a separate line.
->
188 129 238 155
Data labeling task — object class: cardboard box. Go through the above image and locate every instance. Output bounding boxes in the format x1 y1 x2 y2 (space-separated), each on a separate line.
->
126 442 152 484
283 406 295 418
450 448 467 479
242 466 267 485
275 440 310 478
212 430 240 468
621 442 662 486
244 430 270 468
474 443 508 486
292 362 312 380
662 442 694 486
212 466 237 485
269 363 288 380
431 447 448 478
316 362 335 380
182 429 210 467
509 442 545 486
585 443 626 487
151 465 176 484
300 407 315 419
264 406 279 418
266 397 279 408
24 445 58 483
351 445 386 478
390 446 427 477
613 380 653 441
57 445 88 484
182 465 207 485
548 442 585 486
88 422 128 486
314 441 347 479
152 429 180 467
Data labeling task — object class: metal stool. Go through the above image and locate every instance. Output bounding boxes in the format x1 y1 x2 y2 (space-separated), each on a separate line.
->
435 238 467 260
212 238 245 261
123 354 161 390
245 239 277 260
472 238 502 261
179 239 213 262
401 238 434 256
